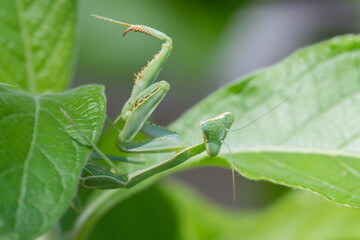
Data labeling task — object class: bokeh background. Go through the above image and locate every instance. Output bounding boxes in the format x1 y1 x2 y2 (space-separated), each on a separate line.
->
72 0 360 208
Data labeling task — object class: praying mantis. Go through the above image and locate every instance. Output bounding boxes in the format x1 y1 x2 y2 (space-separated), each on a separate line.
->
62 15 295 190
61 14 234 189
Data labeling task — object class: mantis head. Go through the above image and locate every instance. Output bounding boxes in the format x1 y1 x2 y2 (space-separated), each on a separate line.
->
199 112 234 157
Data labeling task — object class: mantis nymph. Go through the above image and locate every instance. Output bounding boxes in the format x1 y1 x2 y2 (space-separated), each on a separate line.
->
62 15 293 190
61 15 234 189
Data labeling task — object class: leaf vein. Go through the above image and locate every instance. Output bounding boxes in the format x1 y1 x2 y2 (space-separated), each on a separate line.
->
15 95 39 230
15 0 36 93
260 152 359 201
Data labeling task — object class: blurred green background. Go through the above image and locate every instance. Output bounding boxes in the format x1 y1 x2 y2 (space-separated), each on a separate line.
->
73 0 360 208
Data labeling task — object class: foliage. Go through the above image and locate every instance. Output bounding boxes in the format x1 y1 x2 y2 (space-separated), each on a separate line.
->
0 85 105 239
0 0 75 94
88 180 360 240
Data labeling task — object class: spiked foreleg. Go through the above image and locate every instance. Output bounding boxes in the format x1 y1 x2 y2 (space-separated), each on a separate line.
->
119 80 169 142
126 26 173 102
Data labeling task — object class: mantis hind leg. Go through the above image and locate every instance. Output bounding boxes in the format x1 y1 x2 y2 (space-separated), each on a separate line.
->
83 142 206 189
82 159 127 189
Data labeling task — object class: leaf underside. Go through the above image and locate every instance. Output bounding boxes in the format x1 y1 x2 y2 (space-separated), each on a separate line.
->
86 180 360 240
166 180 360 240
171 35 360 207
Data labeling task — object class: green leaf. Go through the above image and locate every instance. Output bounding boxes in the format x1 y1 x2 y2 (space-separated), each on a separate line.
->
0 0 76 94
67 181 232 240
0 85 105 239
220 192 360 240
65 179 158 239
171 35 360 207
86 185 180 240
73 179 360 240
166 180 360 240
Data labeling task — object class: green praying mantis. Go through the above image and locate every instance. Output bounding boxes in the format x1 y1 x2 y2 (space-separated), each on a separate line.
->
62 14 295 190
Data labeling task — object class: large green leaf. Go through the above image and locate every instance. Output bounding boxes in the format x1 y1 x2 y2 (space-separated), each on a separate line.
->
0 85 105 239
168 180 360 240
170 35 360 207
219 193 360 240
0 0 76 94
74 180 360 240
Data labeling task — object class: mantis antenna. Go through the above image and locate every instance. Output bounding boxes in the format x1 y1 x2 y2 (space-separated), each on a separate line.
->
222 85 300 204
229 85 301 132
223 141 236 205
90 14 132 27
